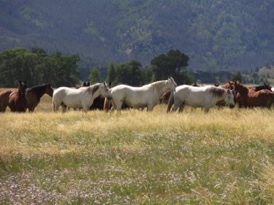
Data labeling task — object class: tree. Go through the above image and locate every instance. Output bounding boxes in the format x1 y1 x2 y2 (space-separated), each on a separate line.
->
232 72 243 82
0 47 80 87
89 67 101 83
106 63 116 85
106 60 145 86
150 49 189 84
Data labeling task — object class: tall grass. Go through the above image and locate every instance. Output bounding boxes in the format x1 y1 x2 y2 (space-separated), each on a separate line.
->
0 95 274 204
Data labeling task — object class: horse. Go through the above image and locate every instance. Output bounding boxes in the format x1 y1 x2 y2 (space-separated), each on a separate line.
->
159 82 202 104
26 83 54 112
8 81 28 112
52 82 112 112
80 81 109 111
0 90 13 112
252 83 272 91
215 81 235 107
167 85 235 113
105 77 177 112
234 81 273 109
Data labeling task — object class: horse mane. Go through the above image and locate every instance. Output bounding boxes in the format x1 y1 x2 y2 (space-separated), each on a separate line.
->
87 83 101 95
149 77 176 90
209 87 225 97
149 80 166 88
28 84 49 93
235 81 248 95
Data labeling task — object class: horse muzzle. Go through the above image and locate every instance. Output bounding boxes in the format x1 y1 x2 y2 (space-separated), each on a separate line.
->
229 104 235 109
107 96 112 100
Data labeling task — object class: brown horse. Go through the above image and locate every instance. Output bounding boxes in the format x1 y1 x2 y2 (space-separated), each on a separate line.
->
234 81 273 109
251 83 272 92
8 81 28 112
26 83 54 112
0 90 13 112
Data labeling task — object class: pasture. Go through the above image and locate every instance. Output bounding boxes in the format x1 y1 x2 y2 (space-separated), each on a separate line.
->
1 94 274 204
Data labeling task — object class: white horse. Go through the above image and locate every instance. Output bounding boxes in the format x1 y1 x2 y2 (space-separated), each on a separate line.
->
52 82 111 112
106 77 177 112
167 85 235 113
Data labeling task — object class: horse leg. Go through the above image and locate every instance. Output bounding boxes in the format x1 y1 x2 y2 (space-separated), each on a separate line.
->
28 106 34 112
52 101 60 112
178 103 185 112
166 92 174 113
61 103 67 113
204 106 210 113
172 101 181 112
103 98 111 112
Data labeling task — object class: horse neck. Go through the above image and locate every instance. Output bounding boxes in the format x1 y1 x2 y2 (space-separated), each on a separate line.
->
30 86 46 99
151 81 170 97
235 84 248 95
89 84 101 99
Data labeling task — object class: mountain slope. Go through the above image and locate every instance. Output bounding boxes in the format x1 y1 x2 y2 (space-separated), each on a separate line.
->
0 0 274 71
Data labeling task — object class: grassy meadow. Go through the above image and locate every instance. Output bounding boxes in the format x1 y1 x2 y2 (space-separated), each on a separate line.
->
1 94 274 204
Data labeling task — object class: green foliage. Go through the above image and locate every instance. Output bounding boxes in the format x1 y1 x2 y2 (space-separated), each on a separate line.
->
232 72 243 82
0 48 80 87
106 60 145 86
88 67 101 84
151 49 190 84
1 1 274 72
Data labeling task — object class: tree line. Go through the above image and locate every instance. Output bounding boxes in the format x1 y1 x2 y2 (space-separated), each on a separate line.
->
0 48 193 87
0 47 268 88
0 47 79 87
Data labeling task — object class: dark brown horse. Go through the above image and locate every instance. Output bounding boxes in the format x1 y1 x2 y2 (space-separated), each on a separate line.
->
0 90 13 112
8 81 28 112
234 81 273 109
26 83 54 112
251 83 272 92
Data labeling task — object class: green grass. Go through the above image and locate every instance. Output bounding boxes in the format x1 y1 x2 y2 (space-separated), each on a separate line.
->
0 95 274 204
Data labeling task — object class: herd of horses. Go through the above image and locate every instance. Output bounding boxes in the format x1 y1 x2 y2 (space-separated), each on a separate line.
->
0 78 274 114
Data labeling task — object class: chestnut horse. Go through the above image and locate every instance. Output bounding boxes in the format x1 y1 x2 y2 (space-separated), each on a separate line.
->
0 90 13 112
8 81 28 112
26 83 54 112
234 81 274 109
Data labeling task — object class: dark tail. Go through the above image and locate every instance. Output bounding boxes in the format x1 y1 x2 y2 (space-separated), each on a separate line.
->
166 91 174 113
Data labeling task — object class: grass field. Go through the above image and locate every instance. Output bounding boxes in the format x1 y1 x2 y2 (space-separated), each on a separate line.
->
1 95 274 204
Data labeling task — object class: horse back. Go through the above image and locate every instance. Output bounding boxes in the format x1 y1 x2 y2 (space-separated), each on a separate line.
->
248 89 273 107
8 91 27 112
0 90 13 111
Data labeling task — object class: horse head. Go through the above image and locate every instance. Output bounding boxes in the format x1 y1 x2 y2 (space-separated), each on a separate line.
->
166 77 177 91
98 82 112 100
19 81 27 97
45 83 54 97
224 89 235 108
234 81 248 95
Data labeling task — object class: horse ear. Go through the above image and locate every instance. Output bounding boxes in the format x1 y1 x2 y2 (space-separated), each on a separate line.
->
109 82 111 87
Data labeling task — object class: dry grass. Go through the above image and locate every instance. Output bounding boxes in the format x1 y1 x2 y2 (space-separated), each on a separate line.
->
0 94 274 204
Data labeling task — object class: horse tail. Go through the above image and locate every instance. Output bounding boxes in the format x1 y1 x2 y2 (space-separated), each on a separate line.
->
103 97 111 112
166 91 174 112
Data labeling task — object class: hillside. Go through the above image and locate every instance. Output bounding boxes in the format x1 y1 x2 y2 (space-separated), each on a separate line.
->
0 0 274 72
